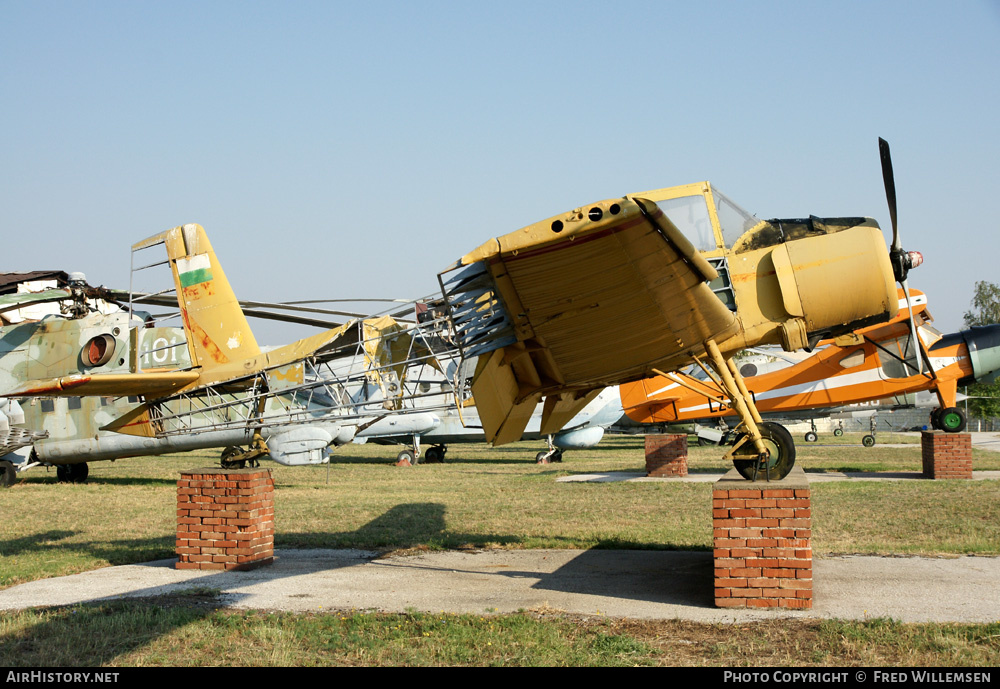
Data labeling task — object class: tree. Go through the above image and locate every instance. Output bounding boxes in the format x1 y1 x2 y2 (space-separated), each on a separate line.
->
962 281 1000 419
964 280 1000 328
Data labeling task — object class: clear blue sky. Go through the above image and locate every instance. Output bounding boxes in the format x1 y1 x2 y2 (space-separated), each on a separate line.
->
3 0 998 341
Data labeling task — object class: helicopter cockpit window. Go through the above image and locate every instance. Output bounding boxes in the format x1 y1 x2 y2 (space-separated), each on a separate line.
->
656 195 717 251
713 189 760 248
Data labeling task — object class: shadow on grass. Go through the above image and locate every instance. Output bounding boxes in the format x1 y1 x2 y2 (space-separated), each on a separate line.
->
1 531 176 575
276 502 523 550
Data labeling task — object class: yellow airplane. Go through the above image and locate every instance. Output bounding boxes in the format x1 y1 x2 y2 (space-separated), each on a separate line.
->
436 139 921 480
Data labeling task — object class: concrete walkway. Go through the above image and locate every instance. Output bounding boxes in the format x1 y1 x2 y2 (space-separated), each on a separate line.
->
1 549 997 624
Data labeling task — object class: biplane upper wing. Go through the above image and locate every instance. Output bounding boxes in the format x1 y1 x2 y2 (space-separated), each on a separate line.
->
439 196 739 445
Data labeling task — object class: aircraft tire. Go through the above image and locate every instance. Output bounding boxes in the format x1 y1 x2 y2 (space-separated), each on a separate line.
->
0 460 15 488
930 408 943 430
804 431 818 443
397 449 418 465
732 422 795 481
938 407 967 433
56 462 89 483
220 446 245 469
535 449 563 464
862 435 876 448
833 428 844 437
424 446 445 463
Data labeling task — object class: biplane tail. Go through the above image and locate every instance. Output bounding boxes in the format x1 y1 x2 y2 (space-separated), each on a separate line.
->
134 224 262 371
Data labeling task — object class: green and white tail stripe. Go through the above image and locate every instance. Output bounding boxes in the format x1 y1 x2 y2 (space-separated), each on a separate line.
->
176 254 213 288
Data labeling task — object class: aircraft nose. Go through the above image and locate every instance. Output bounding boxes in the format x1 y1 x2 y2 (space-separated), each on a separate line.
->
965 324 1000 384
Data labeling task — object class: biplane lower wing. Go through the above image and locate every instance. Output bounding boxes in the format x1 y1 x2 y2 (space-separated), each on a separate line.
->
440 196 739 445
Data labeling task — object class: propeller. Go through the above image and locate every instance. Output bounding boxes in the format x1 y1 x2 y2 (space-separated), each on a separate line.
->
878 137 924 374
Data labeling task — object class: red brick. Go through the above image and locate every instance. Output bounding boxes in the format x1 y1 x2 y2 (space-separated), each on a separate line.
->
746 598 780 608
716 599 747 608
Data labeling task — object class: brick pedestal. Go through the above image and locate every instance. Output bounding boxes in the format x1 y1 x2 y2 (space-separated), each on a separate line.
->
713 466 811 609
921 431 973 479
176 468 275 571
645 434 688 477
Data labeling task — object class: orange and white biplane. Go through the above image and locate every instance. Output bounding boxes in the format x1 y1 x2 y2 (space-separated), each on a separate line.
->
619 288 1000 443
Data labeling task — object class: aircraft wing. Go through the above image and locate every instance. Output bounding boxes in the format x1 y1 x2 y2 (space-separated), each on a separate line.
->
438 196 739 445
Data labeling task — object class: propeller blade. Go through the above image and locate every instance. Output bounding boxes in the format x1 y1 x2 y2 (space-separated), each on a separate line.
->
878 137 900 251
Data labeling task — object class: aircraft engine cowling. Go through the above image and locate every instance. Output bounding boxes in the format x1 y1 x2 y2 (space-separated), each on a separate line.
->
553 426 604 449
266 427 333 466
963 325 1000 385
771 225 898 349
932 324 1000 386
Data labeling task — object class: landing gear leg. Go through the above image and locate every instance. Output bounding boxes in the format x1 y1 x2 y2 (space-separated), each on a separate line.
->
705 339 796 481
535 435 563 464
398 435 424 465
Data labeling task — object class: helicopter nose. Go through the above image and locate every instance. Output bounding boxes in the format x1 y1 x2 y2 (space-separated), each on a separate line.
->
965 324 1000 384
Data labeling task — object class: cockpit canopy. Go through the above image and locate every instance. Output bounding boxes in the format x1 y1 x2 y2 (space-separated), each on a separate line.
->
630 182 879 255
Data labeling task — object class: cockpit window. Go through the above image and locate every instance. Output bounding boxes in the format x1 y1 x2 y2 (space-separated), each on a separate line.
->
713 189 760 248
918 323 942 348
656 195 717 251
878 335 920 379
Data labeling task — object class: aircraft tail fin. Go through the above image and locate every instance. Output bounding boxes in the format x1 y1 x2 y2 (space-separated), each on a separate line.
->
134 224 261 370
